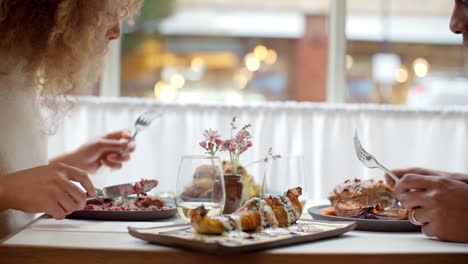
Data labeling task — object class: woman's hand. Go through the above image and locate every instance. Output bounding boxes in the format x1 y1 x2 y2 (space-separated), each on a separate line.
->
394 174 468 242
50 130 136 174
385 167 468 187
0 163 96 220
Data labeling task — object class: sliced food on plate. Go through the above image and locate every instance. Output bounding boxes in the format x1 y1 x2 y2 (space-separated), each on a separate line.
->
322 178 408 220
84 178 172 211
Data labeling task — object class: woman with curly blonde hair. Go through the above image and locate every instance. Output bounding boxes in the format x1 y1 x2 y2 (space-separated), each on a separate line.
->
0 0 143 239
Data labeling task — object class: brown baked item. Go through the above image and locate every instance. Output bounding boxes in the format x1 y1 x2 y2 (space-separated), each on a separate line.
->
189 187 302 235
328 178 395 208
327 178 408 219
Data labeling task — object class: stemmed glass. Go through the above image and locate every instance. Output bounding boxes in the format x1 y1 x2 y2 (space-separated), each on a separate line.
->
244 154 306 199
262 155 308 208
265 155 304 194
263 155 306 204
175 155 225 222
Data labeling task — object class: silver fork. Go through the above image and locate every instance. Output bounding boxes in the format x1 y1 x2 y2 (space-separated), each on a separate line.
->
129 111 163 142
95 111 162 177
353 130 400 184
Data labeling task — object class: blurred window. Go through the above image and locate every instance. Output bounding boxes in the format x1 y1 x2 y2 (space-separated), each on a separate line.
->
118 0 330 103
346 0 468 106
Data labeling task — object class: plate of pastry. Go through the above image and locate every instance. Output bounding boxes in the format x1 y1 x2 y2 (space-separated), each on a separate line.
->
308 178 420 232
129 187 357 253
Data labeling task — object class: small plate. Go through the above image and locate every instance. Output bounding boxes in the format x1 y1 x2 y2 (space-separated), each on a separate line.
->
308 205 421 232
66 199 177 221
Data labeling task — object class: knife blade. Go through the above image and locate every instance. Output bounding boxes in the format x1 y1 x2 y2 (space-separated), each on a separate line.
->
89 179 159 200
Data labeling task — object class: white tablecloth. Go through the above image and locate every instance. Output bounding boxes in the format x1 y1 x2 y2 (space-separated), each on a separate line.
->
4 216 468 254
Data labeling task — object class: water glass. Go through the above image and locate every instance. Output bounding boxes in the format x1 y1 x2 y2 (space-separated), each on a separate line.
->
175 155 225 222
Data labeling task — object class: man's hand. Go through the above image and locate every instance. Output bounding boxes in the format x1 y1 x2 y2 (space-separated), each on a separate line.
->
395 173 468 242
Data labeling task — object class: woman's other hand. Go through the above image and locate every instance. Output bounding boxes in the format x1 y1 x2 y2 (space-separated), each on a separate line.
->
394 174 468 242
0 163 96 220
50 130 136 174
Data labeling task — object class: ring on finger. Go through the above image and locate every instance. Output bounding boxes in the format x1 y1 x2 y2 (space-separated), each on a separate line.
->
409 208 425 226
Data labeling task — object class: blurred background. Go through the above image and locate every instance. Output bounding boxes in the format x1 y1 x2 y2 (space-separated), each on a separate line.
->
51 0 468 197
85 0 468 106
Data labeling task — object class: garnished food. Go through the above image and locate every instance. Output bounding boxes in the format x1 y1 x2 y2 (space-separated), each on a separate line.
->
84 195 171 211
133 179 159 195
189 187 302 235
323 179 408 220
84 178 170 211
329 178 394 208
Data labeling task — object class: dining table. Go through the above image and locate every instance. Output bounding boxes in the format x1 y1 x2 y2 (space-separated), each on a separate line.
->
1 206 467 264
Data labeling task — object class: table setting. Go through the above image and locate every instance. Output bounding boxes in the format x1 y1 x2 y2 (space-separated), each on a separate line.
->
59 116 359 253
1 115 468 263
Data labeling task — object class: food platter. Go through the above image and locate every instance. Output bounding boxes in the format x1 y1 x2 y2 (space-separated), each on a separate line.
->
308 205 421 232
128 219 357 254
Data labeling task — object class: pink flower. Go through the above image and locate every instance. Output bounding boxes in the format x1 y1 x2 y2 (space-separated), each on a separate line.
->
199 141 208 149
200 129 224 156
240 141 252 153
199 117 254 176
203 129 220 141
222 140 233 152
228 144 236 153
235 129 251 142
222 140 230 148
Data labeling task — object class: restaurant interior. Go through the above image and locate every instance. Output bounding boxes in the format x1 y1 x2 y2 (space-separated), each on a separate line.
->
57 0 468 198
1 0 468 262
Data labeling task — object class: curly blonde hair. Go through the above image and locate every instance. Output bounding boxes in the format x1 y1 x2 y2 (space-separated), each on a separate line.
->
0 0 142 132
0 0 142 94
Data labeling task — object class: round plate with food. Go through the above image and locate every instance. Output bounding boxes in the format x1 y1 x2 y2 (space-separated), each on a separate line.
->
309 178 421 232
308 205 420 232
67 196 177 221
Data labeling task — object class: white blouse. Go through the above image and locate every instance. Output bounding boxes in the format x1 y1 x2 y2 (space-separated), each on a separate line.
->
0 69 48 239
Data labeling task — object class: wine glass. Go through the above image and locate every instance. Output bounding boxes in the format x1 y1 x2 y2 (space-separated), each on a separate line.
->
175 155 225 222
242 155 306 200
264 155 307 205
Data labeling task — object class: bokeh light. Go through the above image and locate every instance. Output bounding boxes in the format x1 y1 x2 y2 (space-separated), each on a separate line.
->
413 58 430 78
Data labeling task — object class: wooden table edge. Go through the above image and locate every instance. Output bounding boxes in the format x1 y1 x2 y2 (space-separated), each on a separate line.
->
0 244 467 264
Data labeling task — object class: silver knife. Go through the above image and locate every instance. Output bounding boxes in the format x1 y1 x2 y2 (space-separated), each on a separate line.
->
88 179 158 201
